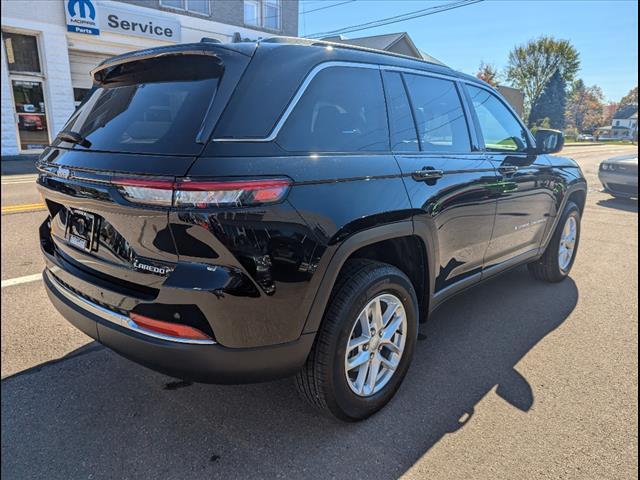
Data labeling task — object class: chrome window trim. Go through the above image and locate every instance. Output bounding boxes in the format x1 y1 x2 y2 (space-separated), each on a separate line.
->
213 61 464 143
45 270 216 345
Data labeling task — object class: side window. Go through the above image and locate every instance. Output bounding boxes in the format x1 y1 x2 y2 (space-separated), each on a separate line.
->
278 66 389 152
382 71 419 152
403 74 471 153
467 85 529 152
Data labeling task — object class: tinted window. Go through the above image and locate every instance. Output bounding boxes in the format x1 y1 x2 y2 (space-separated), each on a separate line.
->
278 66 389 152
403 74 471 153
467 85 529 152
383 71 418 152
61 56 220 155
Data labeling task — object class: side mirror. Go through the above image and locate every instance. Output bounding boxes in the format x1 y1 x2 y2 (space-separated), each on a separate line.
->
534 129 564 154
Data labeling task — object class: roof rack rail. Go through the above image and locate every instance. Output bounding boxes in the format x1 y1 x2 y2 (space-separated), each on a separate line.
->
258 36 447 67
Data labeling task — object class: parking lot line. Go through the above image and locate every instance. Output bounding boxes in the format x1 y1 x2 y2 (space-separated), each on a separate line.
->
1 203 46 214
1 273 43 289
1 174 38 185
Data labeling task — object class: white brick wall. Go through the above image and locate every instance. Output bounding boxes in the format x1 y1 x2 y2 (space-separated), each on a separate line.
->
1 36 18 155
2 1 75 155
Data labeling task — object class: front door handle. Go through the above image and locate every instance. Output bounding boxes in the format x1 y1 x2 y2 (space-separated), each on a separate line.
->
412 167 444 182
498 165 519 176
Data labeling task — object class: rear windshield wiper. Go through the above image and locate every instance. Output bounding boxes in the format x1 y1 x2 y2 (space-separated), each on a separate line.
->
57 131 91 148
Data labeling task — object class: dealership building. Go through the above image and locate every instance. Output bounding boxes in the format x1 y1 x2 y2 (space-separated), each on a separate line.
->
1 0 298 156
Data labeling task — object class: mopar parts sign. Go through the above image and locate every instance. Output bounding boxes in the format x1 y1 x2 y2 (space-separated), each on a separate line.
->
65 0 181 42
66 0 100 35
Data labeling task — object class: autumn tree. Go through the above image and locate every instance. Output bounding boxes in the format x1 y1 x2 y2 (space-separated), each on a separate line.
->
476 62 500 87
529 70 566 129
565 79 605 133
506 36 580 120
619 86 638 107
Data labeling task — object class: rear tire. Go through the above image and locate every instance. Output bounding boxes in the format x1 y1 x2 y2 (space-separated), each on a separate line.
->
295 259 418 421
528 201 581 282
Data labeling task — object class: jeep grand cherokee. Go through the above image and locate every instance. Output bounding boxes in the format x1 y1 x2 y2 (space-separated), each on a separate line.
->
37 38 587 421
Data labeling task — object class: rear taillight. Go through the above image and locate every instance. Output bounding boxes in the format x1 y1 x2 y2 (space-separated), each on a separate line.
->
114 178 174 206
112 177 290 208
129 313 212 341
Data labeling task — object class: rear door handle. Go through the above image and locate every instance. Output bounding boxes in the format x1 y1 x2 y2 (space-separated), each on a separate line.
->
498 165 518 176
412 168 444 182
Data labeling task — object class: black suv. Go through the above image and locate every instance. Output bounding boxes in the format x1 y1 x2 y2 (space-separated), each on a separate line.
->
37 38 586 421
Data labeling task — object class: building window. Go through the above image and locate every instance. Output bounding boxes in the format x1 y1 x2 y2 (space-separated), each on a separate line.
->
160 0 210 16
2 30 50 152
615 120 620 126
244 0 281 30
2 31 41 73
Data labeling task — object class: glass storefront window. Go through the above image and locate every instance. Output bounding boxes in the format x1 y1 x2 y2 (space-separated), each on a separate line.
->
12 80 49 150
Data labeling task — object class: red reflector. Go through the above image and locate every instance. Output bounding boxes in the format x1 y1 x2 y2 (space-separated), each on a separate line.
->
129 313 212 340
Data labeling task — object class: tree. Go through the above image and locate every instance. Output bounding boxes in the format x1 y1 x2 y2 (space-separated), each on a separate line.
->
476 62 500 87
602 102 619 127
619 86 638 107
565 79 605 133
529 70 566 129
506 36 580 120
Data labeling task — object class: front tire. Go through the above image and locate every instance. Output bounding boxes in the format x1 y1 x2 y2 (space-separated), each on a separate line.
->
295 259 418 421
528 200 581 282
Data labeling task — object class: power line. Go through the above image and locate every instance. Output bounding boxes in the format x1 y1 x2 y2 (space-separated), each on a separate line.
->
303 0 356 14
305 0 483 39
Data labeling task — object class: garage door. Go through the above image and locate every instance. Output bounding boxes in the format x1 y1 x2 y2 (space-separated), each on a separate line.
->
69 51 109 89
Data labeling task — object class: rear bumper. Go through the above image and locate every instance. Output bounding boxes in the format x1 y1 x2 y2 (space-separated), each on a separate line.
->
43 269 314 384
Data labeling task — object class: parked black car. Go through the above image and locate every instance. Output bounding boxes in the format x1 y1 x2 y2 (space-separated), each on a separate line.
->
37 38 587 421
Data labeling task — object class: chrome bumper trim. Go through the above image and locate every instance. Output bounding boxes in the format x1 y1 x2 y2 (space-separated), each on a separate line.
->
45 270 216 345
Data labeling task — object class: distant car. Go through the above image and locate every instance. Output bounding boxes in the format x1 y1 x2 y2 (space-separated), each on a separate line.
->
599 154 638 198
18 113 45 130
577 134 595 141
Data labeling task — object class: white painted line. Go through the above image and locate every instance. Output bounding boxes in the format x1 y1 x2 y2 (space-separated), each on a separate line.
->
1 174 38 185
1 180 37 185
1 273 43 288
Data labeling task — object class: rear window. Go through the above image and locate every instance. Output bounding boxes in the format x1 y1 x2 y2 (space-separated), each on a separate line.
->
61 55 221 155
277 66 389 153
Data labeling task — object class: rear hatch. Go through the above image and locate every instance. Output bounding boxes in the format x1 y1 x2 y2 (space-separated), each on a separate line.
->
37 43 253 290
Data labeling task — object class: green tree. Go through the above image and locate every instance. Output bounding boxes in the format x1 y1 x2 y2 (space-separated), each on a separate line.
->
529 70 566 129
476 61 500 87
565 79 605 133
619 86 638 106
506 36 580 119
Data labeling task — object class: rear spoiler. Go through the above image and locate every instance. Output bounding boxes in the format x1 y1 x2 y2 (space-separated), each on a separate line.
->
90 42 256 83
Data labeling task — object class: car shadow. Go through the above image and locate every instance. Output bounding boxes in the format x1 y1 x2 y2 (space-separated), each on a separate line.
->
597 196 638 212
1 267 578 479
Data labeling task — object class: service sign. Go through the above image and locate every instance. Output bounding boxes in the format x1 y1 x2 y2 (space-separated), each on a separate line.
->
101 4 181 42
65 0 181 42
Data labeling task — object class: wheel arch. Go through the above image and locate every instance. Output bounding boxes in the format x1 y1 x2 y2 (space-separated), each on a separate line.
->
302 221 434 335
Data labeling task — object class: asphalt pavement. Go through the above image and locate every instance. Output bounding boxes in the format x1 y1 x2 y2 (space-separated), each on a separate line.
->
1 145 637 479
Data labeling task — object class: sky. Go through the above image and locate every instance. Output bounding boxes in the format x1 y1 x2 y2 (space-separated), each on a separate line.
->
298 0 639 102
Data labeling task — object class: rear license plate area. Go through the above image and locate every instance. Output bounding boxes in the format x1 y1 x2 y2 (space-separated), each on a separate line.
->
66 209 99 252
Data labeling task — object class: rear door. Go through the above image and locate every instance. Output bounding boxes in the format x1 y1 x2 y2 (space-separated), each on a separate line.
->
383 70 499 298
464 84 555 269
